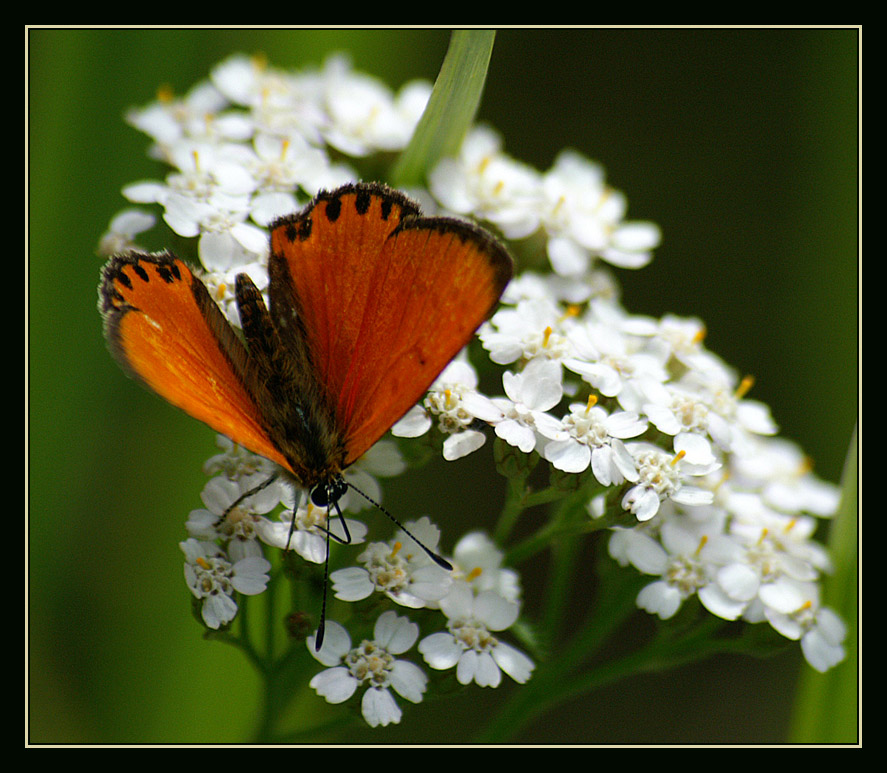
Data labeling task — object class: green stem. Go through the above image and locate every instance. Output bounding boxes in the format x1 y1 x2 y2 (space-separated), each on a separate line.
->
539 535 581 643
476 612 729 743
494 474 530 545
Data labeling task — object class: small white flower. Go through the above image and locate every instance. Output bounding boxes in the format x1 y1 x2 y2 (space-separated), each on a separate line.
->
330 517 451 607
165 141 259 200
643 385 726 467
490 357 565 454
97 208 156 256
122 141 269 271
563 321 669 415
543 396 646 482
729 507 832 582
539 149 660 276
797 605 848 674
480 295 577 367
619 518 745 621
243 131 330 198
181 538 271 629
187 438 287 561
621 442 718 522
320 56 431 156
429 125 542 240
308 610 428 727
450 531 523 604
186 472 281 562
703 375 779 446
419 580 534 687
255 494 367 564
125 79 234 148
649 313 726 377
750 582 847 673
202 434 276 480
730 436 841 518
392 358 501 461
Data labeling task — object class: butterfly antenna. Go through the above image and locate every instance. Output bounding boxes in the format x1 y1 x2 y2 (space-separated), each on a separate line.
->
221 470 280 522
345 483 454 571
313 494 348 652
314 520 331 651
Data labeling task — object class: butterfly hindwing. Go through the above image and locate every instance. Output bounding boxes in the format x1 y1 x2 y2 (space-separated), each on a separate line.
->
98 251 291 471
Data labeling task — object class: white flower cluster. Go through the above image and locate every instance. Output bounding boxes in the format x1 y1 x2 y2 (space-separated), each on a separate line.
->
182 435 534 727
104 52 847 728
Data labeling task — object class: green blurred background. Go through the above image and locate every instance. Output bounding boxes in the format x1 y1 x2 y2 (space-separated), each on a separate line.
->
28 28 858 744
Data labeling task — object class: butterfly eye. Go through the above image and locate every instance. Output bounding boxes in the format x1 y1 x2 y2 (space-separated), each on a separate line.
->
310 475 348 508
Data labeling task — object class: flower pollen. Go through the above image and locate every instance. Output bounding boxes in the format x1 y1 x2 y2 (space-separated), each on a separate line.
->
665 554 707 596
451 618 499 654
735 374 755 399
346 640 396 688
466 566 484 582
670 449 687 467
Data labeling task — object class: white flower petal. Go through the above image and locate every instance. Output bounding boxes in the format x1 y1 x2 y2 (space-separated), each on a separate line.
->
362 687 401 727
716 563 760 602
545 438 590 473
474 591 519 631
675 432 716 467
456 649 479 685
698 583 748 621
391 405 432 437
491 641 535 684
637 580 681 619
443 430 486 460
308 620 352 665
202 593 237 629
801 628 846 673
310 667 357 704
419 632 463 670
389 660 428 703
230 556 271 595
330 567 374 602
374 610 419 654
473 651 502 687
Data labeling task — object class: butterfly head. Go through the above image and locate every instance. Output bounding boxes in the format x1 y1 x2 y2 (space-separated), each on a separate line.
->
310 474 349 509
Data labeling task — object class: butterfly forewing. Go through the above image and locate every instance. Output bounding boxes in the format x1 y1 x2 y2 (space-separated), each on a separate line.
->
269 183 513 466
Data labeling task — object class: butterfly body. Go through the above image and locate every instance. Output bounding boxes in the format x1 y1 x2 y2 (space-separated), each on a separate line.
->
99 182 513 505
233 270 345 493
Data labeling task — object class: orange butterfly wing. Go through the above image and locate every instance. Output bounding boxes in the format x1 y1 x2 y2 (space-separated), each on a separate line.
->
269 183 513 467
99 251 291 471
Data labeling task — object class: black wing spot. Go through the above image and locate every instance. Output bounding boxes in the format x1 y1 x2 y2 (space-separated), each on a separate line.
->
355 186 372 215
115 269 133 290
133 264 149 283
325 196 342 222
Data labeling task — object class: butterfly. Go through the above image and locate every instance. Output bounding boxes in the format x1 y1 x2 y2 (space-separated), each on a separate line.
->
99 181 514 642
